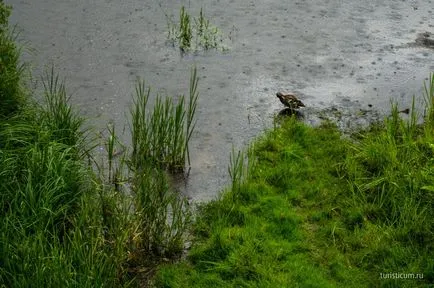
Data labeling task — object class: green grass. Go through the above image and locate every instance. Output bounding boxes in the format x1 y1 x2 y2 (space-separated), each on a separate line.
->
128 69 197 262
0 3 195 285
0 64 196 286
165 6 226 52
2 1 433 286
130 67 198 171
0 2 26 119
154 76 434 287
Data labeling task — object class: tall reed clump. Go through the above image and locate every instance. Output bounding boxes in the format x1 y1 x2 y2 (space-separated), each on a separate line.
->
179 6 192 51
128 68 197 260
41 66 86 152
0 2 25 119
130 67 198 171
166 6 225 52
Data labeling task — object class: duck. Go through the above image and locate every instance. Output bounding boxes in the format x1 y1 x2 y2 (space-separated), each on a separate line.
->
276 92 305 109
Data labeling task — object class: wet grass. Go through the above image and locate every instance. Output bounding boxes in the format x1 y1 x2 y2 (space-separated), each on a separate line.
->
130 67 198 171
0 65 195 286
0 65 132 286
154 75 434 287
164 6 226 52
0 4 194 284
3 1 433 286
0 2 26 119
0 76 194 285
128 70 198 264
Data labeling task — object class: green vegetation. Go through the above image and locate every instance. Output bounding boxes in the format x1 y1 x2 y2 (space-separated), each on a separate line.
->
165 6 226 52
0 2 25 119
0 3 195 285
128 71 198 260
131 68 198 171
2 1 434 287
154 77 434 287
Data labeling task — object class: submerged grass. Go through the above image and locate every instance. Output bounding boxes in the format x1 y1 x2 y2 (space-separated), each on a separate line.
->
165 6 226 52
155 75 434 287
130 67 198 171
128 69 196 265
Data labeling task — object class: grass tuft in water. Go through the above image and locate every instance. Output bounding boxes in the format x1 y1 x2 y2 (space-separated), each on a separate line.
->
128 69 197 264
165 6 226 52
130 67 198 171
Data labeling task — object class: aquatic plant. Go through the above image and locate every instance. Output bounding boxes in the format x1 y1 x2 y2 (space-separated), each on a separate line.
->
165 6 226 52
179 6 192 52
128 68 197 262
130 67 198 171
130 164 191 258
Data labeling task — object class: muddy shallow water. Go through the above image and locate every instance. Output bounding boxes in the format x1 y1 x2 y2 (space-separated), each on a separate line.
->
8 0 434 202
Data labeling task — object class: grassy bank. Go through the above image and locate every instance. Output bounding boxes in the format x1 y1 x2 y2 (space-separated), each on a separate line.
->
0 2 195 286
2 1 433 287
154 77 434 287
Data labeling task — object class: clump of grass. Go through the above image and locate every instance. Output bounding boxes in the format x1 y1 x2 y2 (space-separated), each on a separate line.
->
130 165 191 258
227 146 253 203
0 67 131 286
41 66 87 150
128 68 197 263
130 67 198 171
179 6 192 51
165 6 226 52
423 73 434 125
0 2 26 119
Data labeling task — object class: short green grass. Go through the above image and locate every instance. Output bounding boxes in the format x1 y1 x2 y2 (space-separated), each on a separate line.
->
154 76 434 287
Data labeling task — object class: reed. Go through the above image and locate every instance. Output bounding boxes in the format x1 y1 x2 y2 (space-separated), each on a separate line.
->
423 73 434 125
131 165 191 257
165 6 225 52
41 66 86 150
179 6 192 52
228 146 249 201
130 67 198 171
128 68 197 261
